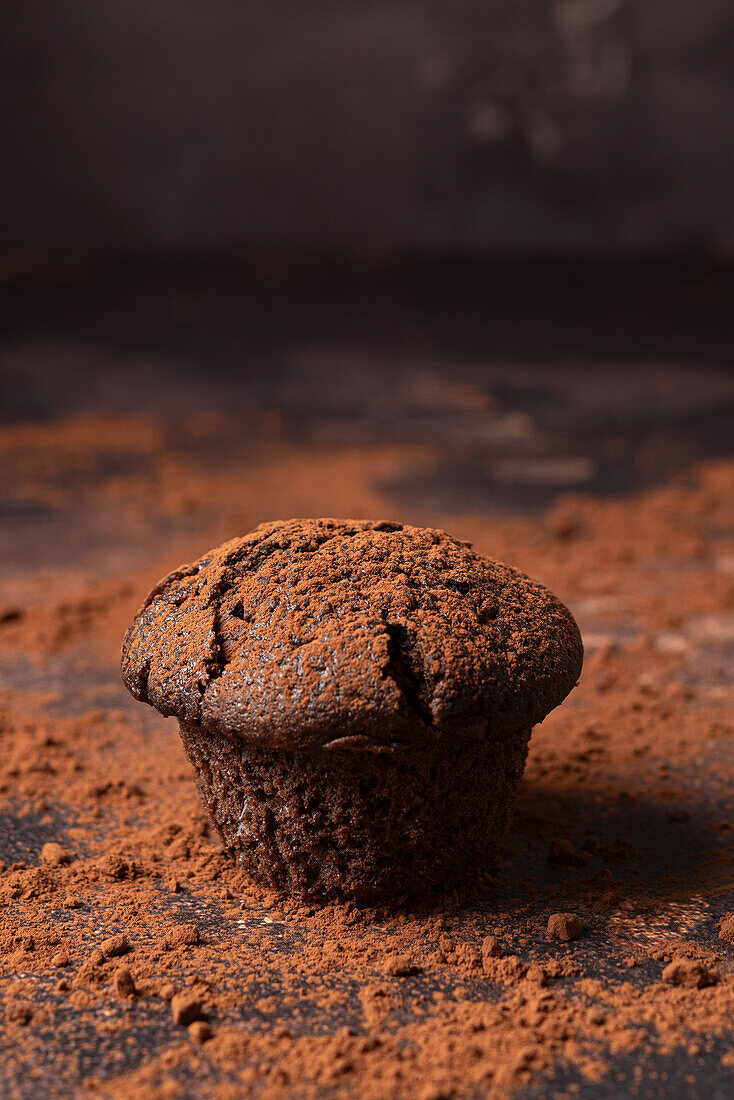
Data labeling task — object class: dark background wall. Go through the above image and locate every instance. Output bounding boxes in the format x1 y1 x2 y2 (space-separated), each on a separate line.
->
3 1 734 256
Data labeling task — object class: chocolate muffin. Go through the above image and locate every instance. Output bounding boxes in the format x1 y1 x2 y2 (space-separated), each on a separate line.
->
121 519 582 902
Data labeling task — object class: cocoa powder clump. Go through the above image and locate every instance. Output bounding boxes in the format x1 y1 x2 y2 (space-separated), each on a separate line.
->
172 992 207 1026
482 935 504 960
719 913 734 945
40 842 74 867
662 960 718 989
162 924 201 950
101 933 130 958
113 967 137 999
547 913 583 941
189 1021 213 1044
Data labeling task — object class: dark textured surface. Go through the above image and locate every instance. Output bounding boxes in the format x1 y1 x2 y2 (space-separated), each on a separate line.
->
121 519 582 749
0 266 733 1097
3 3 734 253
180 720 531 903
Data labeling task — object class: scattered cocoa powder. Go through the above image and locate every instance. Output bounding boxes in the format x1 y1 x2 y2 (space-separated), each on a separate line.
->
0 411 733 1097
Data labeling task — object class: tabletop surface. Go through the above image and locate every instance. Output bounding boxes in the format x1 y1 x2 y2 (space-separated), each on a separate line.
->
0 264 733 1099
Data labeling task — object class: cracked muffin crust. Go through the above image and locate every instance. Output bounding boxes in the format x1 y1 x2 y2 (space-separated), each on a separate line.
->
121 518 582 750
121 519 583 901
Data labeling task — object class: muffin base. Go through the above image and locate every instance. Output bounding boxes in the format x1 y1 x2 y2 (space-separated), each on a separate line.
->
178 721 531 904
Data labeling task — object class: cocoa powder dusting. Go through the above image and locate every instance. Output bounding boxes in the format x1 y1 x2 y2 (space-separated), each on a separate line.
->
0 410 733 1098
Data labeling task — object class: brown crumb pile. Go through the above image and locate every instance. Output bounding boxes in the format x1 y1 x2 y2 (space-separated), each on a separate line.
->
0 411 733 1098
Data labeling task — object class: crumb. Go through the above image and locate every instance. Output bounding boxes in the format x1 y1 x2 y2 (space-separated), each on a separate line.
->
113 967 137 999
162 924 200 950
719 913 734 945
188 1021 212 1044
547 913 583 941
40 842 74 867
101 934 130 958
383 954 420 977
171 993 206 1026
662 960 718 989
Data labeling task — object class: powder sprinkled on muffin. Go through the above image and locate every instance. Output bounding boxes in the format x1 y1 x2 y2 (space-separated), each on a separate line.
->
122 519 582 902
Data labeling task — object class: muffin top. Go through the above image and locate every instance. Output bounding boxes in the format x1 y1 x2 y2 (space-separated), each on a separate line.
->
121 519 582 751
